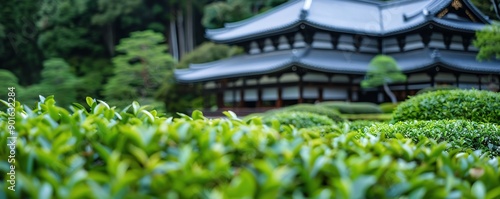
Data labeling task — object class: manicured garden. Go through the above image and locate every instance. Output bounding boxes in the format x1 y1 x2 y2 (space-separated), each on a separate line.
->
1 90 500 198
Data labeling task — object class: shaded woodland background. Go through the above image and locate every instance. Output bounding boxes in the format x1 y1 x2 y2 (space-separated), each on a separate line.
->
0 0 498 114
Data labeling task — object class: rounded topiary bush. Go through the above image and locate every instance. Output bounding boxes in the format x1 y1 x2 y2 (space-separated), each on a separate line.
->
316 101 382 114
268 103 345 122
349 120 382 133
416 85 459 95
366 120 500 156
392 90 500 124
379 102 398 113
263 111 335 129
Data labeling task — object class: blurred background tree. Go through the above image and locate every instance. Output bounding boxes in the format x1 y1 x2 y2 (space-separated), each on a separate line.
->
0 0 497 114
156 42 242 113
474 22 500 60
103 30 175 109
361 55 407 104
23 58 78 108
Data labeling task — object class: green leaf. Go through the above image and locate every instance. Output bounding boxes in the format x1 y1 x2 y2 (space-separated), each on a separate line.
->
86 97 94 107
224 169 256 199
471 181 486 199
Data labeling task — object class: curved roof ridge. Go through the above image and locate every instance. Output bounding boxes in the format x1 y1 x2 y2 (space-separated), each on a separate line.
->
461 0 491 23
380 0 430 8
424 0 450 15
206 0 302 36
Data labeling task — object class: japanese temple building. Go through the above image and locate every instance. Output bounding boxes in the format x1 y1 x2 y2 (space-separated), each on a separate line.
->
175 0 500 110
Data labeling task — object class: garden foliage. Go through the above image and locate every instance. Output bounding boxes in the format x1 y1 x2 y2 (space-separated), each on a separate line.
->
392 90 500 124
1 97 500 198
262 111 336 130
316 101 382 114
366 120 500 157
268 103 345 122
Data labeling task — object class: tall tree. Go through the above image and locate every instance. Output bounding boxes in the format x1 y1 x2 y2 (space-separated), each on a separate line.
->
361 55 407 104
202 0 288 29
22 58 78 107
474 23 500 60
103 30 175 108
0 0 44 85
156 42 243 113
91 0 142 56
471 0 500 20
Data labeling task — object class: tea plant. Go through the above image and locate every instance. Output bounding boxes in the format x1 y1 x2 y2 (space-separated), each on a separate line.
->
1 97 499 198
392 90 500 124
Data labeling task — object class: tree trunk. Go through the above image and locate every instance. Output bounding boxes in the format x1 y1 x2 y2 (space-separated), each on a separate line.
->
383 83 397 104
492 0 500 19
169 15 179 61
104 23 115 56
185 0 194 52
177 10 186 59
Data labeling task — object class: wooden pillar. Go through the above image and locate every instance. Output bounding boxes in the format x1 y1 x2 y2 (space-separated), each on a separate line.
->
377 38 383 53
298 74 304 104
353 35 363 52
478 75 482 90
419 28 432 47
271 36 280 50
404 74 410 98
257 78 263 107
330 33 339 50
397 35 406 52
430 74 436 87
257 39 265 53
443 33 452 50
454 73 460 87
216 80 225 108
318 86 324 102
277 87 283 108
462 35 471 51
347 75 353 102
239 79 246 107
286 34 295 48
232 84 237 108
427 70 436 87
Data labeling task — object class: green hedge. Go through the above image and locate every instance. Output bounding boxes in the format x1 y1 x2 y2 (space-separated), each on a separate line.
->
262 111 335 130
349 120 382 133
270 103 345 122
2 97 500 198
392 90 500 124
366 120 500 157
316 101 382 114
379 102 398 113
416 85 459 95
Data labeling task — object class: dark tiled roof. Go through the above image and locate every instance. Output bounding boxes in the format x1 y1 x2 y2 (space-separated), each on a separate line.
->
206 0 491 43
175 48 500 83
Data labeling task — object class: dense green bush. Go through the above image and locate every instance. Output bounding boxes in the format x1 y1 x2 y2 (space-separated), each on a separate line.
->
416 85 459 95
316 101 382 114
366 120 500 156
392 90 500 124
262 111 335 130
2 98 500 198
379 102 399 113
343 113 393 122
349 120 382 133
269 103 345 122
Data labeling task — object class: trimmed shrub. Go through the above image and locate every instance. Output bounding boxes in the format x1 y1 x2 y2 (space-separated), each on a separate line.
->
349 120 382 133
379 102 398 113
2 97 500 198
343 113 392 122
268 103 345 122
316 101 382 114
416 85 459 95
366 120 500 156
392 89 500 124
262 111 335 129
